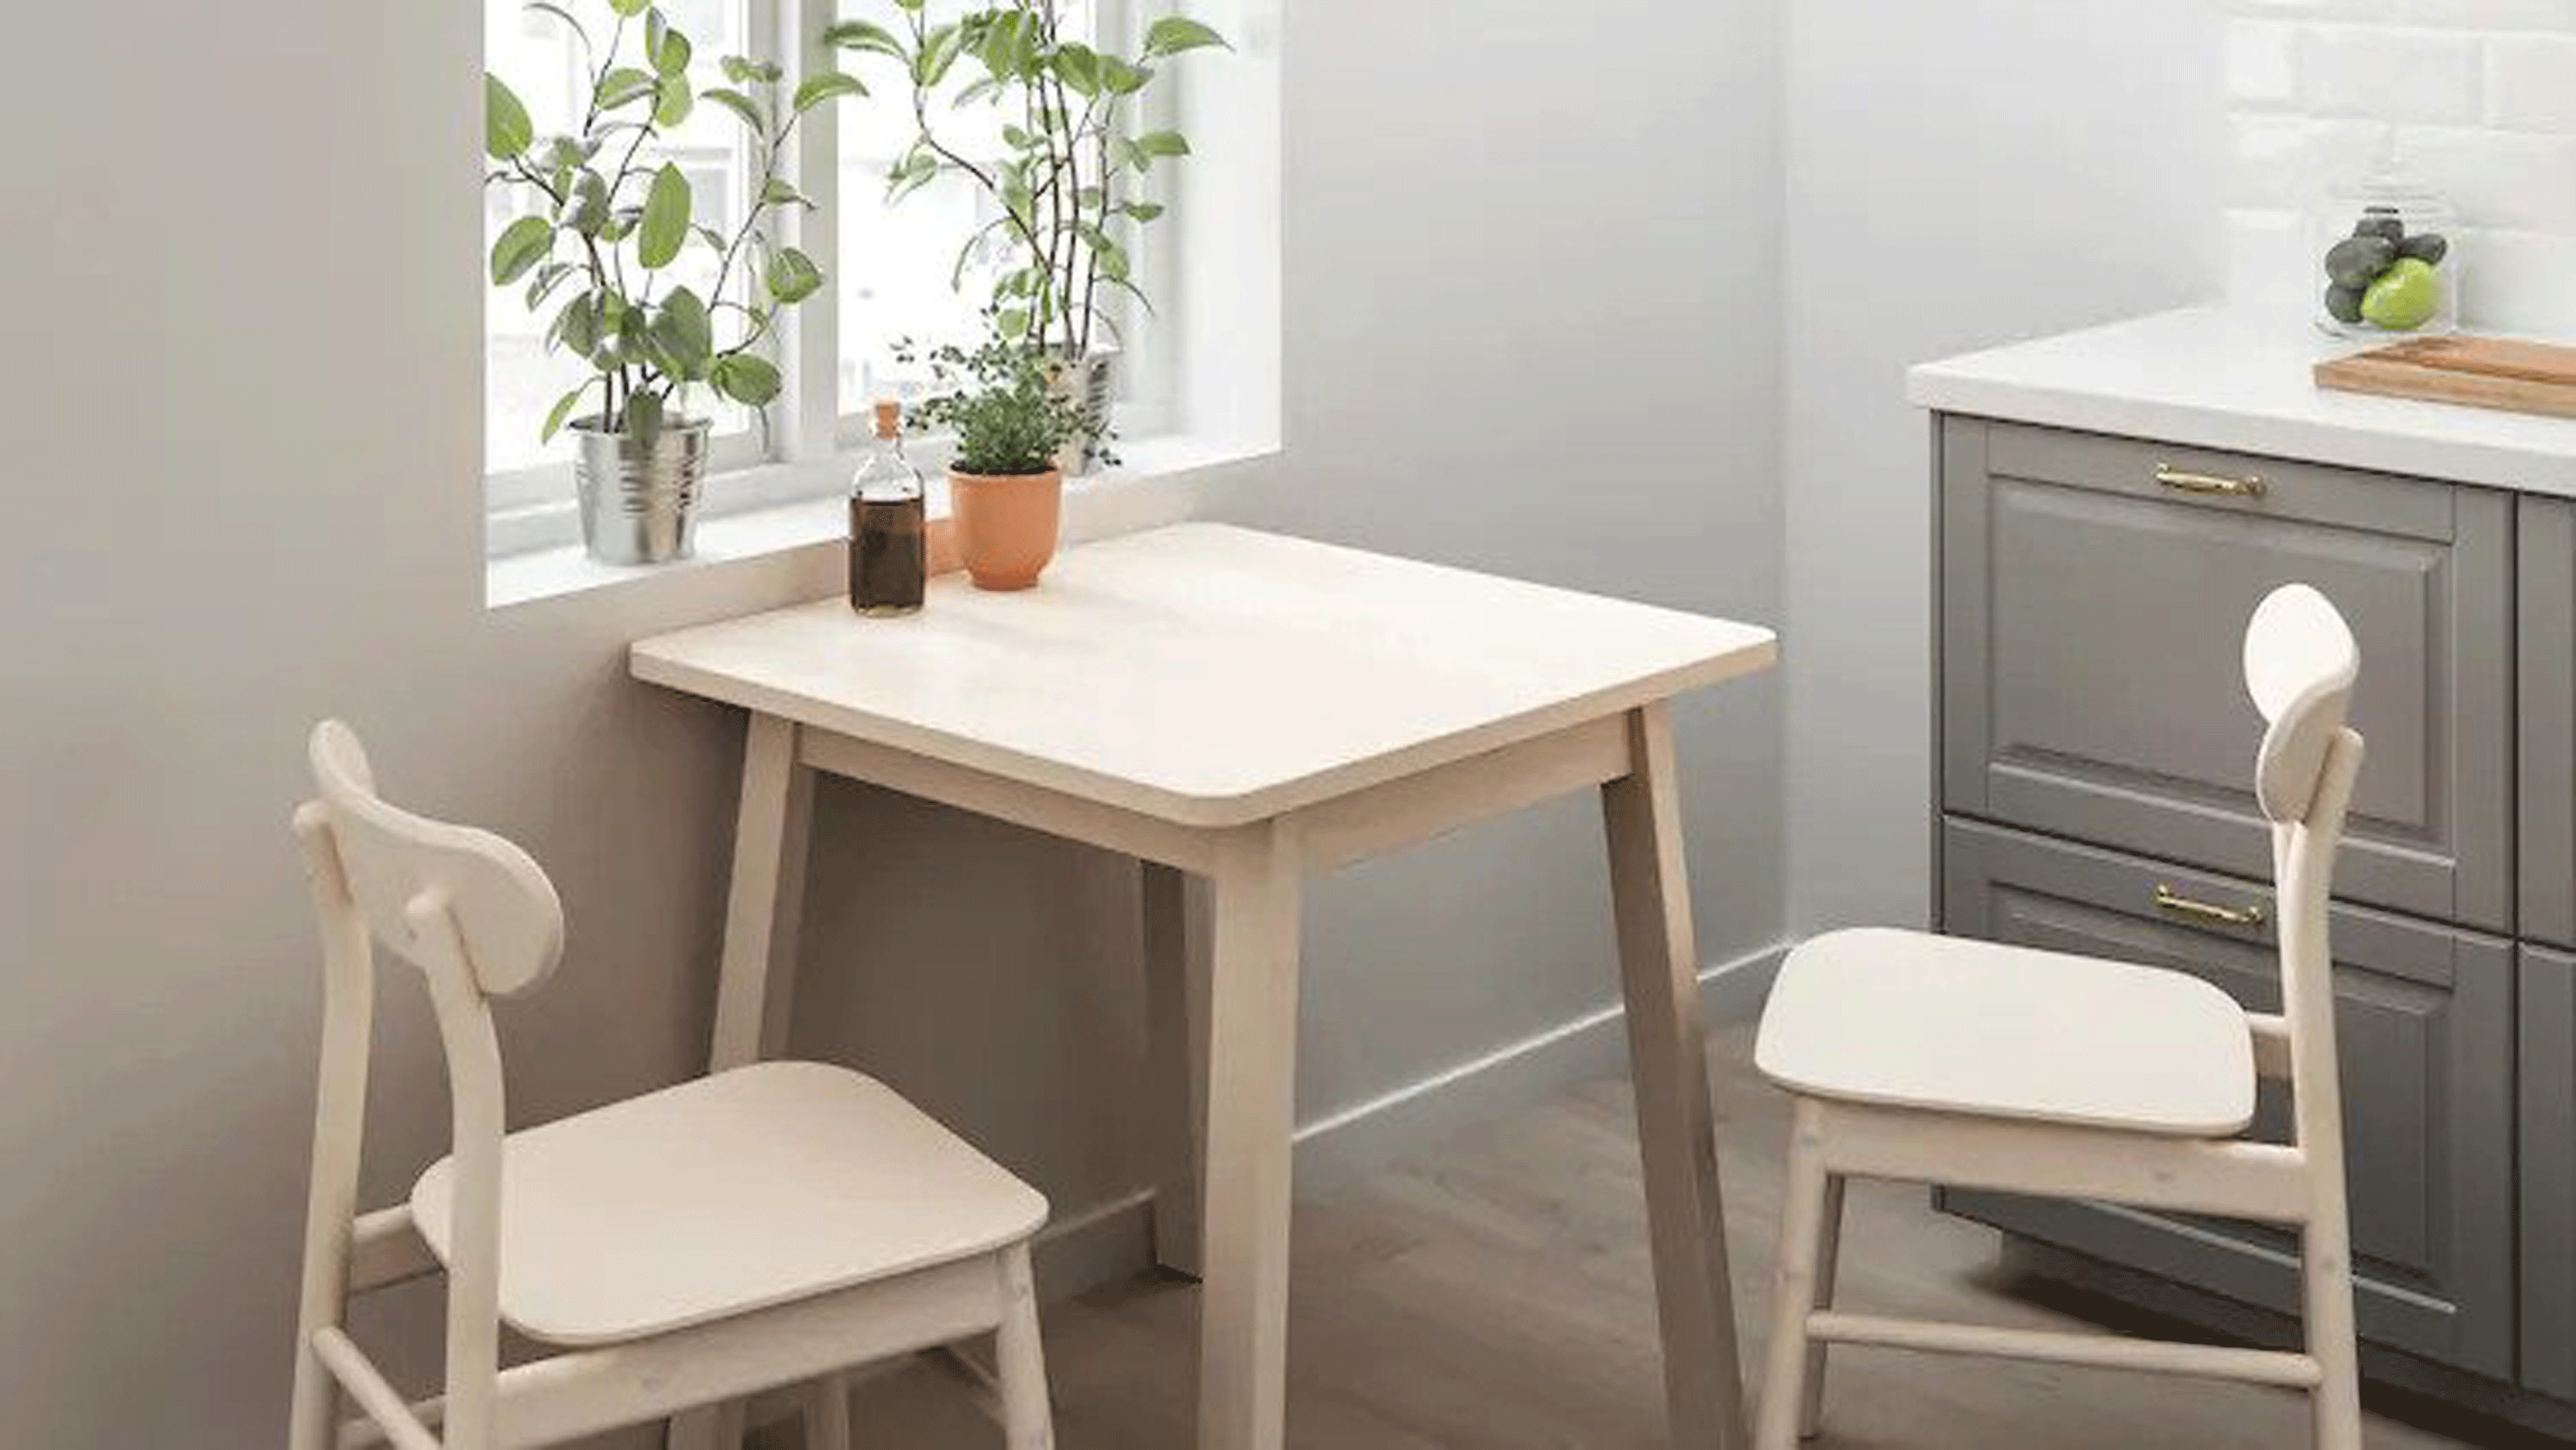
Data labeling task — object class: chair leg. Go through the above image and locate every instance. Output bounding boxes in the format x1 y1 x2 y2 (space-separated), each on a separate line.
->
1799 1173 1847 1440
287 1337 337 1450
2301 1208 2363 1450
994 1245 1054 1448
1756 1098 1833 1450
803 1373 852 1450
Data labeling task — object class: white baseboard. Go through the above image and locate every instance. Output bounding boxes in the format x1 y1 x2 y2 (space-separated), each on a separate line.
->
1033 940 1788 1302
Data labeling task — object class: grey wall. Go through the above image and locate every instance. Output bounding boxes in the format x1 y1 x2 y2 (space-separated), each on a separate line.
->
1780 0 2226 933
0 1 1784 1446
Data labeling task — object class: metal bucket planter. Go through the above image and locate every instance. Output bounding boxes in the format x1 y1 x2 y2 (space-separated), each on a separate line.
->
572 417 710 565
1046 349 1117 477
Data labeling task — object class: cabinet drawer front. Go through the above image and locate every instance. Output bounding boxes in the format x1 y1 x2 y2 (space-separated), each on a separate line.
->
2521 498 2576 949
1939 818 2516 1377
2523 946 2576 1397
1941 419 2513 932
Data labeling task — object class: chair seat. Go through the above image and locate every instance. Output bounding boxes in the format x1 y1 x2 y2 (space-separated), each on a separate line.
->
1755 927 2257 1138
410 1061 1048 1347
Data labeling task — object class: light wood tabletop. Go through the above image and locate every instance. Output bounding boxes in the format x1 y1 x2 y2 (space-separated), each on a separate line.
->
632 523 1778 1450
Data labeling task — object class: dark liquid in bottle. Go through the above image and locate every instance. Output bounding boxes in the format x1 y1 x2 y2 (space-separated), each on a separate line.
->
850 494 926 616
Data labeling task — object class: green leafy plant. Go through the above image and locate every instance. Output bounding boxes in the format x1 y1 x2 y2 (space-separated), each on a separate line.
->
828 0 1228 361
484 0 866 445
902 317 1108 476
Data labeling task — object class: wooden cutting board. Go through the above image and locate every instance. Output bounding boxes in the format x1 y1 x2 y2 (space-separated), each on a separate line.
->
2314 334 2576 419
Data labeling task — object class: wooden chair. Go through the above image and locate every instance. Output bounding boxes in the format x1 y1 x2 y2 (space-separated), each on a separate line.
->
285 720 1055 1450
1752 583 2367 1448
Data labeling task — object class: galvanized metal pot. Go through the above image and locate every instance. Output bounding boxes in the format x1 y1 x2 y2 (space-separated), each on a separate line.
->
1046 349 1117 477
572 417 709 566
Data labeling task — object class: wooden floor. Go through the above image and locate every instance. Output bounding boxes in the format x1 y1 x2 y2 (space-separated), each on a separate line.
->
819 1022 2540 1448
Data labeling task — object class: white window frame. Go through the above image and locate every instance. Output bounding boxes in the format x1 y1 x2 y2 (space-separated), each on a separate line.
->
484 0 1183 558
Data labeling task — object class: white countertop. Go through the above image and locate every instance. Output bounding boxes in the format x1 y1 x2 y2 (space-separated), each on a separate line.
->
1908 307 2576 496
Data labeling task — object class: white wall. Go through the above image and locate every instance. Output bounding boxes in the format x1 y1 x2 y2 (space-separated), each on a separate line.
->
1779 1 2227 932
2224 0 2576 333
0 2 1784 1445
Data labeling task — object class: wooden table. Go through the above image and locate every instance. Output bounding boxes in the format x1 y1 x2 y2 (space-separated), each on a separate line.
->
630 523 1777 1449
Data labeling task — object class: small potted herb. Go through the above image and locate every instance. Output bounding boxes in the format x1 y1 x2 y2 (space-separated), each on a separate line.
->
905 321 1105 590
484 0 864 564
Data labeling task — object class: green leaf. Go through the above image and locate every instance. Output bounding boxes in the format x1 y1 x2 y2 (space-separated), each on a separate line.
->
1052 43 1101 97
916 23 966 85
524 259 579 309
1135 130 1191 159
996 307 1030 339
650 287 714 378
1120 200 1166 222
792 71 867 114
596 67 658 109
654 74 695 126
562 169 611 235
608 0 650 15
760 176 813 210
541 382 594 443
886 148 939 203
1100 56 1153 95
489 215 555 284
766 246 823 304
550 290 604 357
701 87 767 136
1143 16 1229 58
823 19 907 62
654 24 693 76
710 353 782 406
720 53 783 85
637 163 692 269
624 390 663 443
485 73 534 160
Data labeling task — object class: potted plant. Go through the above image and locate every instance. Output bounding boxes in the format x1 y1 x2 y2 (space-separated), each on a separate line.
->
905 321 1105 590
829 1 1229 473
484 1 865 564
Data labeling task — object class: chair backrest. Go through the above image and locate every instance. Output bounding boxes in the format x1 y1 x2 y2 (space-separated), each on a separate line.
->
291 720 559 1449
2241 584 2366 1165
303 720 564 999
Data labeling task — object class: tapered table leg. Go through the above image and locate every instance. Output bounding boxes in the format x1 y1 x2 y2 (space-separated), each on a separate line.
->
1195 821 1304 1450
1601 702 1747 1448
1142 860 1208 1278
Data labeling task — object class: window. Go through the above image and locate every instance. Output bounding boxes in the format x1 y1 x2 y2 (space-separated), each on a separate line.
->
482 0 1183 547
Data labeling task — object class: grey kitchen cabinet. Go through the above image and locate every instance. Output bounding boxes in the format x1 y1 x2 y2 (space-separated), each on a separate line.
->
2526 946 2576 1398
1939 418 2515 932
1938 818 2516 1378
2524 498 2576 952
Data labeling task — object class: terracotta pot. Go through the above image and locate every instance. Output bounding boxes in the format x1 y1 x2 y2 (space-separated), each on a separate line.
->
947 467 1063 591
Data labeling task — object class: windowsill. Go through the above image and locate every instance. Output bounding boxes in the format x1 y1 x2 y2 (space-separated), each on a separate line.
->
484 432 1276 610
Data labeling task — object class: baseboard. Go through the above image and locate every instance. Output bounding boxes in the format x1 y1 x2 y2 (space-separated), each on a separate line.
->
1034 941 1788 1302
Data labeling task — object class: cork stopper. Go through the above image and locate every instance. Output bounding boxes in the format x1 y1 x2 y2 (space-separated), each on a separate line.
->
872 399 902 440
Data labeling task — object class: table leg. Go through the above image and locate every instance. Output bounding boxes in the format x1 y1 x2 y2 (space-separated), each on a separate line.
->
1141 859 1208 1278
673 714 813 1450
709 713 815 1072
1600 701 1748 1449
1197 820 1303 1450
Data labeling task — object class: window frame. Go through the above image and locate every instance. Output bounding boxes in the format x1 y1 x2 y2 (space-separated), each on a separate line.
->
483 0 1169 556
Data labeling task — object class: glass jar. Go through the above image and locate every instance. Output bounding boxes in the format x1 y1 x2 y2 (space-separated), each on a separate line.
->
2313 143 2459 340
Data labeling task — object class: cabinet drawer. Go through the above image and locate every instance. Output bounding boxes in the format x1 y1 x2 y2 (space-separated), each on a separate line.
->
1938 817 2516 1377
2520 498 2576 949
1939 418 2513 932
2523 946 2576 1397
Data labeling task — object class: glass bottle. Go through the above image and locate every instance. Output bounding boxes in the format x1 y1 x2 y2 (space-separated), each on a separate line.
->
2313 132 2460 340
849 400 927 616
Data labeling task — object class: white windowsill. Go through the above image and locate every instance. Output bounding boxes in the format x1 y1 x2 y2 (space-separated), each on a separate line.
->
484 432 1276 610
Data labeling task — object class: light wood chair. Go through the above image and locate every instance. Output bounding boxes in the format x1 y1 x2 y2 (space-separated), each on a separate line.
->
1752 583 2368 1449
285 720 1055 1450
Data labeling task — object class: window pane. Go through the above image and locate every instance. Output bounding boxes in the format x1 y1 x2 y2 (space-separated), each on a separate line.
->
836 1 1104 415
485 0 754 476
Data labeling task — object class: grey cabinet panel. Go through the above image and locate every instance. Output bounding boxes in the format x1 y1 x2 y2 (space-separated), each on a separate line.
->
2524 946 2576 1398
1940 418 2514 932
1939 817 2516 1377
2522 498 2576 950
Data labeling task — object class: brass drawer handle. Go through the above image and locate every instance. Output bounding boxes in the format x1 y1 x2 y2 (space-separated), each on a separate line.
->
2155 462 2267 499
2153 884 2267 928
